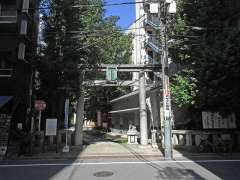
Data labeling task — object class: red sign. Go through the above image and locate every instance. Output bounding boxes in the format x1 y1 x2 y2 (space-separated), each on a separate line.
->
163 90 171 97
34 100 46 111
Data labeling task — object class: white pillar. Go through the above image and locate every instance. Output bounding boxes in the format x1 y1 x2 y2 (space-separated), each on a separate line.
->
18 43 26 60
150 92 160 129
97 110 102 127
75 95 84 146
139 71 148 145
22 0 29 13
20 19 28 35
73 113 76 125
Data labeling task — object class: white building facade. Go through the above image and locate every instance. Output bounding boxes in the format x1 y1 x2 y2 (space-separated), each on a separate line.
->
110 0 163 144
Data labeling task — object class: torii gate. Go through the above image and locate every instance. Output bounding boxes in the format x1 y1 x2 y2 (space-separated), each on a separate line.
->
80 64 162 145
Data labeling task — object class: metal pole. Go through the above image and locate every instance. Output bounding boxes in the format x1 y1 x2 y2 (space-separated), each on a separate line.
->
28 69 34 132
162 2 173 160
38 110 41 131
65 130 68 148
30 117 34 133
63 98 70 152
139 70 148 145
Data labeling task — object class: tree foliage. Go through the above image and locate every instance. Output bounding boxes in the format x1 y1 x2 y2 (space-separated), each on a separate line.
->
37 0 132 120
171 70 198 107
170 0 240 113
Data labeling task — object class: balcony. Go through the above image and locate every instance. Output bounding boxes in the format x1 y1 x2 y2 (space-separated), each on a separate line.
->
144 0 159 6
30 0 40 7
144 54 154 64
145 35 162 54
0 15 17 33
0 16 17 23
145 55 161 65
0 69 13 78
144 14 161 30
0 3 17 30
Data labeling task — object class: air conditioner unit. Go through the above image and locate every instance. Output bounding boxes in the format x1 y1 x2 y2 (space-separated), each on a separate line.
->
168 1 176 14
150 3 159 14
165 0 172 4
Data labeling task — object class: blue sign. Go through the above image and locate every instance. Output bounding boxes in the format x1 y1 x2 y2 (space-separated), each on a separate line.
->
64 99 69 129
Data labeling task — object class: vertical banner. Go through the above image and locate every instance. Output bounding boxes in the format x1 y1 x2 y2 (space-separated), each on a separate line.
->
64 99 69 129
0 114 11 157
163 89 171 119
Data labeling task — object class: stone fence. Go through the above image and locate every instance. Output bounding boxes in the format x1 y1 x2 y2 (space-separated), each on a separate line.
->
172 130 240 150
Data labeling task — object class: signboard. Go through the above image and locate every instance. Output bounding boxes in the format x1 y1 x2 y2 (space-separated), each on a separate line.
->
163 90 171 119
45 118 57 136
106 67 117 81
202 112 237 129
0 114 11 156
35 100 46 111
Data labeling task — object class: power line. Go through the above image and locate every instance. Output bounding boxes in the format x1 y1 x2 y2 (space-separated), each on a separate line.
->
19 1 147 11
73 1 144 8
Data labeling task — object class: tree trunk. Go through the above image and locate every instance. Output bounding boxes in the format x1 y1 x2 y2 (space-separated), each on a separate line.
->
74 95 84 147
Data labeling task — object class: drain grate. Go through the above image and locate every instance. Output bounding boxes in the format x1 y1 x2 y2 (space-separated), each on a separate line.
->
93 171 114 177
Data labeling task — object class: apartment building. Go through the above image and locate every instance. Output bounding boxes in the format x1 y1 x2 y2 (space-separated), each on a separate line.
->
110 0 162 141
0 0 39 145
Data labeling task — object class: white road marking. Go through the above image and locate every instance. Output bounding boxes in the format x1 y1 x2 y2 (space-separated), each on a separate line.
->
0 159 240 167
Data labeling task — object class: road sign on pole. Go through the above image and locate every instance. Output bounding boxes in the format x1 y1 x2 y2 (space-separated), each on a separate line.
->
106 67 118 81
34 100 46 111
34 100 46 131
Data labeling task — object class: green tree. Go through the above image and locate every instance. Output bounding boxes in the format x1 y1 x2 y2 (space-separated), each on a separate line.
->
169 0 240 114
38 0 132 140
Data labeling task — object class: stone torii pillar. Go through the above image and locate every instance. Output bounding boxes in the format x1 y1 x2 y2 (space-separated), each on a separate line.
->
139 70 148 145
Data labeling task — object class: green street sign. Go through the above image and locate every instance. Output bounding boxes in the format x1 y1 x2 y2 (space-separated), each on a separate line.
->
106 67 118 81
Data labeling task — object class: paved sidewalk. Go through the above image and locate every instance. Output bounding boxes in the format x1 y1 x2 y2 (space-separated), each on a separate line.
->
4 130 240 161
9 143 163 160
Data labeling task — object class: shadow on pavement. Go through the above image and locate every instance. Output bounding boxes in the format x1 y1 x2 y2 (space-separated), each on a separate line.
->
121 144 205 179
2 129 240 180
173 148 240 180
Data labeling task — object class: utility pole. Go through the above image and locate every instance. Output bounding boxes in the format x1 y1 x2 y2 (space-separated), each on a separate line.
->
161 0 176 160
139 70 148 145
162 24 173 159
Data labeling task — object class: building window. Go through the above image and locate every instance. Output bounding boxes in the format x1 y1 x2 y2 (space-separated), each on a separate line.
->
148 50 153 59
0 2 16 16
0 52 12 69
147 30 153 35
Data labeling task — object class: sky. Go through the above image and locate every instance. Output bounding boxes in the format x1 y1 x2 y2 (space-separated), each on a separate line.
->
104 0 136 29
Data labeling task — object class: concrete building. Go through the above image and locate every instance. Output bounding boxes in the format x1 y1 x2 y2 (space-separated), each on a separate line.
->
110 0 163 144
0 0 39 149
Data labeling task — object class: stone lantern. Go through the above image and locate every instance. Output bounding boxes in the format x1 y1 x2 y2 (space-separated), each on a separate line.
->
127 124 139 144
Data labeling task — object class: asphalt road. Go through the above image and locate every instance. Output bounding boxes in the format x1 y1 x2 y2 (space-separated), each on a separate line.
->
1 159 240 180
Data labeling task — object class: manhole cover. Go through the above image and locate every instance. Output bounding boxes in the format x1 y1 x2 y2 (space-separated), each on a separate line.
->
93 171 114 177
